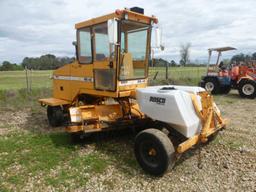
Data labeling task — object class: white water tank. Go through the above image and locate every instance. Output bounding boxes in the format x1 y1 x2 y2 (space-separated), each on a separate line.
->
136 85 205 138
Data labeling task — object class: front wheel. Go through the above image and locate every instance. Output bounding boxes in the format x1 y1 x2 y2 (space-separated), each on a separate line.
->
238 80 256 99
203 78 220 94
134 128 175 176
47 106 65 127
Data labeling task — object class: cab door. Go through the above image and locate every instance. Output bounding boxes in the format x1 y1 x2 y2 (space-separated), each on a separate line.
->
92 22 117 91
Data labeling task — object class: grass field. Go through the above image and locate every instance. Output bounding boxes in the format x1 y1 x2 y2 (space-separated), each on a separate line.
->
1 68 255 191
0 67 205 90
0 70 52 90
0 89 255 191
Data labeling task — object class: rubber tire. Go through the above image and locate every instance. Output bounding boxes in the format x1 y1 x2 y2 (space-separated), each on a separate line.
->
203 78 220 94
47 106 64 127
220 86 231 94
238 80 256 99
134 128 175 176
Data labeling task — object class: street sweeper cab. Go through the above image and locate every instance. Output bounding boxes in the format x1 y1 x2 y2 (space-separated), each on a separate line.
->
39 7 228 176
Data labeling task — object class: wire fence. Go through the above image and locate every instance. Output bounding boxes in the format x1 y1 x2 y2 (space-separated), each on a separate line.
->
0 70 52 90
148 66 206 85
0 67 206 91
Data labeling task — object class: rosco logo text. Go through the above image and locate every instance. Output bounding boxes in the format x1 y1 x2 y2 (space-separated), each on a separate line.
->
149 96 166 105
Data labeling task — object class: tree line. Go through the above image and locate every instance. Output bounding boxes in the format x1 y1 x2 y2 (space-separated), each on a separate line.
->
0 54 75 71
0 51 256 71
231 52 256 63
152 58 207 67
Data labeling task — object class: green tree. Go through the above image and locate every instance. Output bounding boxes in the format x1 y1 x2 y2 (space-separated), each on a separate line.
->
0 61 23 71
170 60 176 66
252 52 256 60
21 54 74 70
231 53 251 63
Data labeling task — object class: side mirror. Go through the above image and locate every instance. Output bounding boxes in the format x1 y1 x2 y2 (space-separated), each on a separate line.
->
72 41 77 46
155 28 161 48
152 27 164 50
72 41 78 59
107 19 118 44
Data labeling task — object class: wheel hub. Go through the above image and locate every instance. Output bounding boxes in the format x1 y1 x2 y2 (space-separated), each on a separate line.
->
242 84 255 95
148 148 157 156
205 82 214 92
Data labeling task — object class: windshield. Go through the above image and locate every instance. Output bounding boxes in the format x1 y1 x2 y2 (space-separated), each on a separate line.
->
119 20 150 80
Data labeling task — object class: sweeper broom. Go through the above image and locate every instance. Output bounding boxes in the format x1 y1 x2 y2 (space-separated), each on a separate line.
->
39 7 227 175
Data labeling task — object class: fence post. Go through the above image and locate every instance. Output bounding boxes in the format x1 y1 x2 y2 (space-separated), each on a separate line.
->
25 66 29 93
25 66 32 93
165 63 168 79
29 69 32 92
153 71 158 80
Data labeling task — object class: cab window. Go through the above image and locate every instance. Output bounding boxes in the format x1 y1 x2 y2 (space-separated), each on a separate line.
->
78 27 92 64
94 23 111 61
120 21 150 80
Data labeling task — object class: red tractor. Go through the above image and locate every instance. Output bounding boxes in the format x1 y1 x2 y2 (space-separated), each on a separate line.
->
200 47 256 98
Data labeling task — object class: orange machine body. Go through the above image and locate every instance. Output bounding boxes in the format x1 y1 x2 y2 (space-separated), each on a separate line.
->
40 9 158 106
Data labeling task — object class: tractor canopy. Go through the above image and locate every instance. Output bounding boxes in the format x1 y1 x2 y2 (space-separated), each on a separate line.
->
208 47 236 52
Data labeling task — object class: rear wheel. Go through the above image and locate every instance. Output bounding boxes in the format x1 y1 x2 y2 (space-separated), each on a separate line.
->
134 128 175 176
47 106 64 127
203 78 220 94
238 80 256 99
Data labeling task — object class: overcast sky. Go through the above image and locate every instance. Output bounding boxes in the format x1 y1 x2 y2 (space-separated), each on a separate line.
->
0 0 255 64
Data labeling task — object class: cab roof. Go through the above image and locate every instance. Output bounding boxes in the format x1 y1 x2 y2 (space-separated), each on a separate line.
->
75 9 158 29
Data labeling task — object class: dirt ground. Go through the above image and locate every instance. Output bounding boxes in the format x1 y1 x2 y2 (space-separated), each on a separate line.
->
0 90 256 192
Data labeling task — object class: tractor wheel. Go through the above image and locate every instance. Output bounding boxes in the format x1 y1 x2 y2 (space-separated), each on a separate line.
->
238 80 256 99
220 86 231 94
134 128 175 176
204 78 220 94
47 106 64 127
